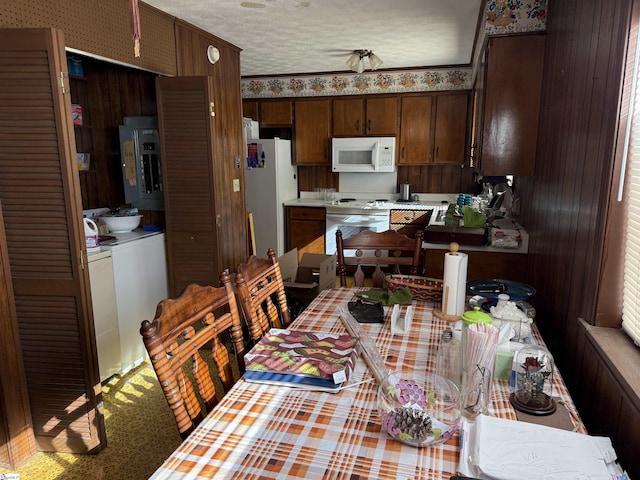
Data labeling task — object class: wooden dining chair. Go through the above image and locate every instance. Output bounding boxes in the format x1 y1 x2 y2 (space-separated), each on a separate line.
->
234 248 291 343
336 228 424 288
139 272 246 439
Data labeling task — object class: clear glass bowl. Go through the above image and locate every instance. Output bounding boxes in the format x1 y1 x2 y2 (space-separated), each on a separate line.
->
378 371 461 447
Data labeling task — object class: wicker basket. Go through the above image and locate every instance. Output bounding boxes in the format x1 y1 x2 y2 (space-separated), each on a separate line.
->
386 274 444 302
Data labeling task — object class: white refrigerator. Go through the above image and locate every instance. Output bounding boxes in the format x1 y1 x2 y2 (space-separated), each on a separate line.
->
245 138 297 258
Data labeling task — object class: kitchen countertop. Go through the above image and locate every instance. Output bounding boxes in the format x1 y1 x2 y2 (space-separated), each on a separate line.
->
283 192 455 211
283 194 529 254
423 234 528 254
95 229 164 249
283 198 445 210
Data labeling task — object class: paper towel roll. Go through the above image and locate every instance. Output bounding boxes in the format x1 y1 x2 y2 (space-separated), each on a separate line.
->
442 251 468 316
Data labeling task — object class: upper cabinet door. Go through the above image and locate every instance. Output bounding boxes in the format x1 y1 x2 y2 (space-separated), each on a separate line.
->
332 98 364 136
332 97 399 137
433 93 469 165
365 97 399 136
294 99 331 165
481 34 545 176
398 96 433 165
243 100 259 121
260 100 293 127
0 28 105 453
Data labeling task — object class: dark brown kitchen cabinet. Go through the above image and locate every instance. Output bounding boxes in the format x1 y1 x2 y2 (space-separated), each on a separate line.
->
332 98 364 136
366 96 399 135
332 96 398 136
390 209 432 238
478 34 545 176
398 95 433 165
294 99 332 165
425 249 527 282
286 206 326 258
260 100 293 127
243 100 259 121
398 93 468 166
433 93 468 164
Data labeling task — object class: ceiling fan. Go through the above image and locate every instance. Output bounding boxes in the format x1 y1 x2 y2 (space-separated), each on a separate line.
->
324 49 383 73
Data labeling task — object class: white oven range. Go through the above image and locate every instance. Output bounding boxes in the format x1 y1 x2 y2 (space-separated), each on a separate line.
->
325 200 391 255
323 195 453 255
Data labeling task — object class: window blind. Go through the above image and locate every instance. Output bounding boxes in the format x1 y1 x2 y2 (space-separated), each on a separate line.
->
622 6 640 346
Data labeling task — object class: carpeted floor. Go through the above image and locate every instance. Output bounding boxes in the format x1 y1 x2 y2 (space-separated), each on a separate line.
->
0 362 182 480
1 279 366 480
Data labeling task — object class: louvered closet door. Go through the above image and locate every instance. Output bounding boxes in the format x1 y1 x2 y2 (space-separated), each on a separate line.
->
0 28 105 453
156 76 221 296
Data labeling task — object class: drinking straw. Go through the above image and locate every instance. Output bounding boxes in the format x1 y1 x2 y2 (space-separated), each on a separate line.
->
466 322 499 372
462 322 499 414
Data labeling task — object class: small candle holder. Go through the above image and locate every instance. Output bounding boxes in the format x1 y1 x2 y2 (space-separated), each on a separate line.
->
510 345 556 415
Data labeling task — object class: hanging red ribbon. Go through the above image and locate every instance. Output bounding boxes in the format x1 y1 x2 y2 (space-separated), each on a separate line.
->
130 0 141 57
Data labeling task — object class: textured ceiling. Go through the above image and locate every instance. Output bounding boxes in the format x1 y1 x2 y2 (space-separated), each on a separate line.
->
142 0 484 77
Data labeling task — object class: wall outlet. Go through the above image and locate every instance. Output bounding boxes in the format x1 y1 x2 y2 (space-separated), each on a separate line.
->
233 178 240 192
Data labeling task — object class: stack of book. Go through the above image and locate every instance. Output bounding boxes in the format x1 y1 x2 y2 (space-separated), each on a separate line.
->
243 329 361 393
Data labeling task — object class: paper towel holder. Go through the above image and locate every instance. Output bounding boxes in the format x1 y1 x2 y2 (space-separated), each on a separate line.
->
432 241 468 323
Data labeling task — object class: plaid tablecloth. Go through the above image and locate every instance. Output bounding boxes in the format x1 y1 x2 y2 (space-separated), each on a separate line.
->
149 288 584 480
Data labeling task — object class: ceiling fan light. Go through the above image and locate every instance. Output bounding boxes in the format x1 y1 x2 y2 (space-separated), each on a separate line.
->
369 52 383 70
356 58 365 74
346 53 360 71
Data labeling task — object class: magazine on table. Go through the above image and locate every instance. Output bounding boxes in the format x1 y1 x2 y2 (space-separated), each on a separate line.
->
243 328 361 392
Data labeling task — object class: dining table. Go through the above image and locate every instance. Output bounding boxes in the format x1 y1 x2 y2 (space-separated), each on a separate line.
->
149 287 586 479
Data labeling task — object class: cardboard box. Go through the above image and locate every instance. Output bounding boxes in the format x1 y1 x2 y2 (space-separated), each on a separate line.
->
279 248 336 295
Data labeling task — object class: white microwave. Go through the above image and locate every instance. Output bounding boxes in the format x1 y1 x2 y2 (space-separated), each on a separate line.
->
332 137 396 173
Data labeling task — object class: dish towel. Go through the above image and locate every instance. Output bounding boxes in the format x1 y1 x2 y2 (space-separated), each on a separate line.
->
356 288 413 306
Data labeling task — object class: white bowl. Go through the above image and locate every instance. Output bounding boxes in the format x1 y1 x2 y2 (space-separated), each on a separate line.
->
99 215 142 233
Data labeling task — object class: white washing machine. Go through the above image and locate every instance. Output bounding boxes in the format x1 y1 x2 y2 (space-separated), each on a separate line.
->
100 230 169 375
87 249 122 382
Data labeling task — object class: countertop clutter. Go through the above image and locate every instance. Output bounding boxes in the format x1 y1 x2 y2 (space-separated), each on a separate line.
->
284 191 456 211
284 192 528 254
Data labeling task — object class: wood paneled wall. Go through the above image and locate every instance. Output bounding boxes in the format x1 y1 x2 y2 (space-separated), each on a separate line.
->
72 56 157 207
518 0 629 366
517 0 639 475
0 0 177 76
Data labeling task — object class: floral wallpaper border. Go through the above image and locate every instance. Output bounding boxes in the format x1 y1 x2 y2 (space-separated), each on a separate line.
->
241 0 547 99
485 0 548 35
241 69 471 99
